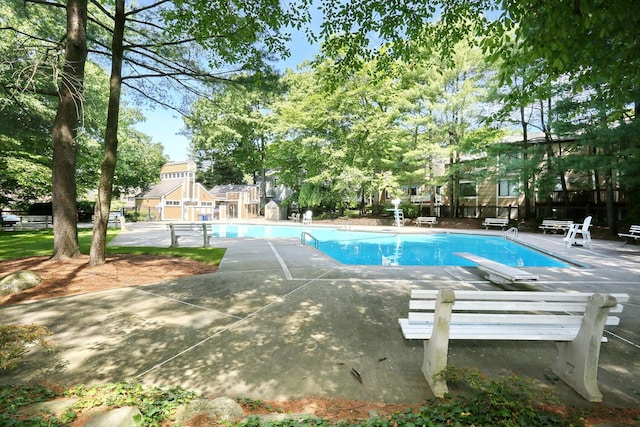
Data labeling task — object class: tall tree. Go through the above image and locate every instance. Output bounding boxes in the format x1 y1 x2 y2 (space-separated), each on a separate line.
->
51 0 88 259
4 0 304 264
89 0 125 265
186 74 283 209
85 0 301 265
269 61 405 213
316 0 638 222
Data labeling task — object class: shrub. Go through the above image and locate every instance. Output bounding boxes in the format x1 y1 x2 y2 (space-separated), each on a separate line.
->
393 366 578 426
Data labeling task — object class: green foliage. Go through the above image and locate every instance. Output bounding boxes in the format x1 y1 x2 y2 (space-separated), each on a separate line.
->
0 371 591 426
0 324 54 370
186 74 284 188
196 158 246 188
68 381 197 426
0 382 196 426
0 384 62 426
113 116 167 197
267 38 495 213
237 397 278 413
415 367 575 426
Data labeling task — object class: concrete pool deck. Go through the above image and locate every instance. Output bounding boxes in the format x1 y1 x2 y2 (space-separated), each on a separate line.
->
0 220 638 409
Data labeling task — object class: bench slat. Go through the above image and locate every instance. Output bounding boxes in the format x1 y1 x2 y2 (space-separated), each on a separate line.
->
410 299 600 312
410 300 625 314
407 312 620 326
410 289 630 303
399 319 594 341
619 225 640 240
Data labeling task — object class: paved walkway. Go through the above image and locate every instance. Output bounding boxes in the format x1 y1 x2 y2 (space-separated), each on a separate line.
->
1 221 638 408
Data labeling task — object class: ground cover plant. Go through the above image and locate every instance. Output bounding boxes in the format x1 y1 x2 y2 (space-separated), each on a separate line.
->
3 370 637 426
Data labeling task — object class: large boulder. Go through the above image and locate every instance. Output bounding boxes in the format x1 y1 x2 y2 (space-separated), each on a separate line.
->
0 270 41 296
174 397 243 425
84 406 142 427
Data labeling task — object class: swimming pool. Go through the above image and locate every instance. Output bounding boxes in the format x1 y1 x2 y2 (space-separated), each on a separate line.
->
208 224 568 268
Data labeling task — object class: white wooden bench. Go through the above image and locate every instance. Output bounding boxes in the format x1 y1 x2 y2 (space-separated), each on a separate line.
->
415 216 437 227
482 217 509 229
454 252 538 285
19 215 53 230
92 212 121 228
168 223 212 248
539 219 574 234
399 289 629 402
618 225 640 243
288 212 300 222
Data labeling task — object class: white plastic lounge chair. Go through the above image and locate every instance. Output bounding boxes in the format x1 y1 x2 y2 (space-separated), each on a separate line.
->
302 210 313 225
564 216 593 249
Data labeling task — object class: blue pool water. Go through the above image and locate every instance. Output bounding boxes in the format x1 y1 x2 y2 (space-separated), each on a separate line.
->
208 224 568 267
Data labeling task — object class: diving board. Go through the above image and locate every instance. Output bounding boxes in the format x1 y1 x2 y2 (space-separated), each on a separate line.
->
454 252 539 285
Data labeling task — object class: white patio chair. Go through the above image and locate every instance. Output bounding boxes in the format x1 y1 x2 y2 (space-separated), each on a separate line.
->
302 210 313 225
563 216 593 249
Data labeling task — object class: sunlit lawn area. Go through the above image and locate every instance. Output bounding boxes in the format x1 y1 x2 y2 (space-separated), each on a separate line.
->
0 228 225 265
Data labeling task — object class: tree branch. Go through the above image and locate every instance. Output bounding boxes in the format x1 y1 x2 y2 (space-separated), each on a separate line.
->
125 0 172 17
24 0 65 9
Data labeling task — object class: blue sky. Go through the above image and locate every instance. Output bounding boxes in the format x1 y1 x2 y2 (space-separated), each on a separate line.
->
133 25 319 162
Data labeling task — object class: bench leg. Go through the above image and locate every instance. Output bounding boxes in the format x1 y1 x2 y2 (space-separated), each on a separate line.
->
551 293 617 402
170 227 179 248
201 224 209 248
422 289 455 397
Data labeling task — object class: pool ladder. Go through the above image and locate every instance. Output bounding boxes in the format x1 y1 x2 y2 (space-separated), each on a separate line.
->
300 232 319 248
502 226 519 240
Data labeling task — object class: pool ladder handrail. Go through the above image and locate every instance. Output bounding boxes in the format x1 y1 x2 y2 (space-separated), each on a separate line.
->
301 231 319 248
502 226 519 240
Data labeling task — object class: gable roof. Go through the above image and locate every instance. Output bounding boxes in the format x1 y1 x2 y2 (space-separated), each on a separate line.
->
137 179 183 198
210 184 256 195
160 160 196 174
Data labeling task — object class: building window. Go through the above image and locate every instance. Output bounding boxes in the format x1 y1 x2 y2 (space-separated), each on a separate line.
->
201 201 213 207
498 179 519 197
459 181 477 197
166 200 180 206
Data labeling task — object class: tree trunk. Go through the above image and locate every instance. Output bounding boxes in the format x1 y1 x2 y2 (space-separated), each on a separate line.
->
605 167 616 234
51 0 88 260
90 0 125 266
448 152 455 218
259 137 267 212
520 106 531 220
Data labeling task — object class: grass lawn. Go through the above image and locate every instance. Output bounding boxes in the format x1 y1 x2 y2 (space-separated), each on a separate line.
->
0 228 225 265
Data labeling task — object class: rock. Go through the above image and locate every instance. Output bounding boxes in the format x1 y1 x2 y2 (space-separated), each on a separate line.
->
22 397 79 417
174 397 243 424
0 270 41 296
84 406 141 427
